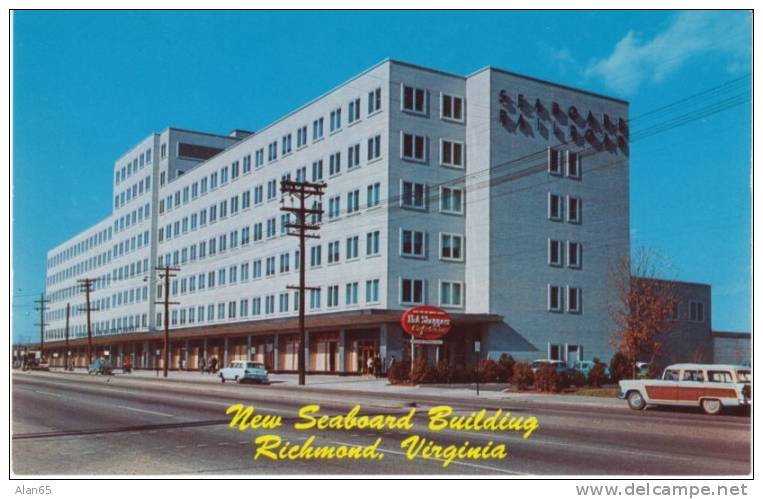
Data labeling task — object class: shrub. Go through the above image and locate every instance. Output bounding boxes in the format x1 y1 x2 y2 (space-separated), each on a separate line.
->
478 359 502 383
497 354 515 382
535 364 561 392
609 351 633 382
511 361 534 391
434 360 451 383
560 369 586 389
410 358 437 385
587 359 607 387
387 360 410 385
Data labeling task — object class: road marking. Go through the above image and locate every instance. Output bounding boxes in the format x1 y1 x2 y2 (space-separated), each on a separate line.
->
331 440 525 475
116 405 175 418
33 389 63 398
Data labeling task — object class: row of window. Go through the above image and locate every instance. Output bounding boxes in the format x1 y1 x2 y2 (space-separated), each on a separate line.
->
47 248 113 287
111 230 151 261
114 175 151 210
401 84 465 123
548 285 582 313
48 227 113 269
113 203 151 235
400 133 464 168
548 148 582 179
115 148 152 186
548 193 582 223
548 240 582 268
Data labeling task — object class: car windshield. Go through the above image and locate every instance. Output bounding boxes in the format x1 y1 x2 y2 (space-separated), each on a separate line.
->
246 362 265 369
736 370 751 382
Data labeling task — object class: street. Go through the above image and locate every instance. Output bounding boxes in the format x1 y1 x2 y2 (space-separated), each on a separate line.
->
12 371 751 476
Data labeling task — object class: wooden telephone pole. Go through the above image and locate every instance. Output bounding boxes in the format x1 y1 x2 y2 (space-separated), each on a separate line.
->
280 179 325 386
33 293 49 360
77 278 98 364
154 265 180 377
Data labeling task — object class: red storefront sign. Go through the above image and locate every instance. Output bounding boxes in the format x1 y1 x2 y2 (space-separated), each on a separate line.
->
401 306 452 340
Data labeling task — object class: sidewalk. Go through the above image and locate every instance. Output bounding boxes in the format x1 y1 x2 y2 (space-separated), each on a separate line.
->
43 367 624 408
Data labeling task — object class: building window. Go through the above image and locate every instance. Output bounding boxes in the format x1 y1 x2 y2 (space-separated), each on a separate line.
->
267 179 277 200
309 289 321 310
440 186 463 214
255 149 264 167
441 94 464 122
401 181 427 210
440 233 463 261
548 148 561 175
567 196 581 223
312 160 323 181
330 108 342 132
279 293 289 313
328 241 340 264
401 229 426 258
268 141 278 162
567 287 581 313
348 98 360 124
689 301 705 322
549 239 562 266
402 84 426 114
347 143 361 169
366 230 380 256
365 279 380 303
567 241 581 268
312 117 324 141
345 282 359 305
329 152 341 176
297 126 308 148
548 193 562 221
401 278 426 304
367 183 380 208
328 196 340 219
440 140 464 168
368 87 382 114
347 190 360 214
346 236 359 260
401 132 427 161
440 281 463 307
367 135 381 161
310 245 322 267
548 285 562 312
282 134 292 155
327 285 339 308
567 151 581 179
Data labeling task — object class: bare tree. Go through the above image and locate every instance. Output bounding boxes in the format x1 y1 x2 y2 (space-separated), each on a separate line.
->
609 247 680 378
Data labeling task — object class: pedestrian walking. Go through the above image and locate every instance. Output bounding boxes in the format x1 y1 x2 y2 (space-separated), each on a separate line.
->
367 356 375 377
199 356 206 374
374 355 382 378
210 357 218 373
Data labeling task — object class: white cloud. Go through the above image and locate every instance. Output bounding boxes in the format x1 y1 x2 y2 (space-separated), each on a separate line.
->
585 11 751 95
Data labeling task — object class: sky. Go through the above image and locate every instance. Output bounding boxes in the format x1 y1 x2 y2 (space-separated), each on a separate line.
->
11 10 752 343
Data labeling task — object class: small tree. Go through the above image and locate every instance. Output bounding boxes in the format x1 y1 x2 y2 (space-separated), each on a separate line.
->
587 357 607 387
609 247 679 378
535 364 561 392
497 354 515 382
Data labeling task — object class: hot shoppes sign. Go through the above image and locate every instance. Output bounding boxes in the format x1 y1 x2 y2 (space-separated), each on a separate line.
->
401 306 452 340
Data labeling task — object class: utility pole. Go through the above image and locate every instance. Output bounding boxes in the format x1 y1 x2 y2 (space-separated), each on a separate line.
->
154 265 180 377
33 293 49 361
64 303 71 370
280 179 325 386
77 278 98 365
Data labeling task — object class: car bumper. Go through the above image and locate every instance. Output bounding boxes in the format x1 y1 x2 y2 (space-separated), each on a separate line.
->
242 375 269 382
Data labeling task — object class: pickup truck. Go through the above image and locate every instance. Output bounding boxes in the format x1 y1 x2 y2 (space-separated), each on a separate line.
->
618 363 751 415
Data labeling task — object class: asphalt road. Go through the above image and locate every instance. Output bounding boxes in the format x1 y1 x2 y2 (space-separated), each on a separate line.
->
12 371 751 476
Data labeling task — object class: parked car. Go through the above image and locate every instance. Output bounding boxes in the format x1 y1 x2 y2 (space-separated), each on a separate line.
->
618 363 751 415
219 361 269 384
530 359 567 374
88 358 113 375
572 360 611 379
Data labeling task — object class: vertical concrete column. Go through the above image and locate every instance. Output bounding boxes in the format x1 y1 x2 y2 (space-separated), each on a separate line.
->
380 324 388 362
247 335 252 361
143 341 150 369
203 338 208 362
273 333 280 371
223 337 229 366
184 340 190 368
338 330 346 373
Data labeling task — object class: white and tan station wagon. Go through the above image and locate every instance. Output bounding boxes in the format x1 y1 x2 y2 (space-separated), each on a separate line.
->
618 363 751 415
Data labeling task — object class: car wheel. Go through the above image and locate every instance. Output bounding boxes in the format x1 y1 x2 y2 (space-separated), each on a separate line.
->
701 398 722 415
220 373 226 383
627 390 646 410
234 376 240 383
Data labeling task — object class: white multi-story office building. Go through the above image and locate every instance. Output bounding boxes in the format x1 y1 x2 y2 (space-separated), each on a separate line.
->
43 59 630 372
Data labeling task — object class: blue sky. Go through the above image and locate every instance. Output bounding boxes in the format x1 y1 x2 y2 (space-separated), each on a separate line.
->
12 10 751 343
